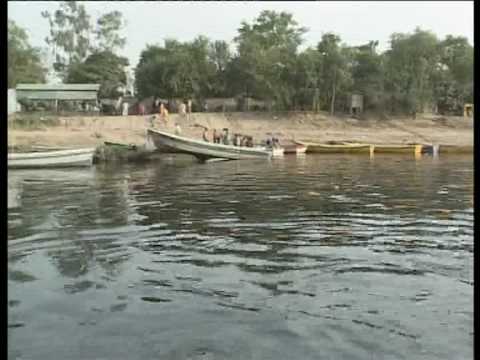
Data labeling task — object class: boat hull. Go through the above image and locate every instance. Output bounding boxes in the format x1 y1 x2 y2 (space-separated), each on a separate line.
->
297 141 372 154
373 144 423 154
283 144 307 154
270 148 285 157
8 148 95 169
147 129 271 160
438 145 473 154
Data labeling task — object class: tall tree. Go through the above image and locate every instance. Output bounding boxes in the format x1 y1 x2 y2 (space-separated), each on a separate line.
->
293 48 323 111
435 35 474 113
317 33 352 115
41 1 92 78
135 36 222 101
8 19 47 87
94 11 127 53
42 2 128 83
234 10 307 109
208 40 231 96
350 41 384 111
383 28 440 114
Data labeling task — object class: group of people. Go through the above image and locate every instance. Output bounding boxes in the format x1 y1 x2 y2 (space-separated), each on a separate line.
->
265 136 281 148
202 128 254 147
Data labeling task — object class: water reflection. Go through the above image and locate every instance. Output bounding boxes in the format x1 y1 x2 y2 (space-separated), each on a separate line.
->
8 154 473 360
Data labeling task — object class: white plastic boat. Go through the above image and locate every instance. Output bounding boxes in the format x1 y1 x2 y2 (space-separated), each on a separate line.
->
8 148 95 169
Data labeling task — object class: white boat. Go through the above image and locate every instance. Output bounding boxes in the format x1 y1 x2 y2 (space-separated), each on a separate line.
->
146 128 272 161
269 147 285 157
282 143 307 155
8 148 95 169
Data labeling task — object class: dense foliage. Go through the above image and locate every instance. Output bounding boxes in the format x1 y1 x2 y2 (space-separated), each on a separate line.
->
8 19 47 87
66 51 129 98
136 11 473 115
9 4 473 115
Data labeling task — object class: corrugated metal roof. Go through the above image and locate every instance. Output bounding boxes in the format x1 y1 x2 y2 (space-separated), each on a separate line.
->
16 84 100 91
16 90 98 101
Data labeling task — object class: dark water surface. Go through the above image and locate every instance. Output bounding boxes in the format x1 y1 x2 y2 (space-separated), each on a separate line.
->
8 154 473 360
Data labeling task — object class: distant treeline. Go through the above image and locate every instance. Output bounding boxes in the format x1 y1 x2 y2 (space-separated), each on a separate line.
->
8 3 473 116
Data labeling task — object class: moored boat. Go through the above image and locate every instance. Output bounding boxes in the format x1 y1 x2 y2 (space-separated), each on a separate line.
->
270 147 285 157
283 144 307 154
373 144 423 155
8 148 95 169
296 141 373 154
146 128 272 161
437 145 473 154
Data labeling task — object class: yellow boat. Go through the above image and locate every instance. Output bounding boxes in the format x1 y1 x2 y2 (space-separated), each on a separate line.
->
438 145 473 154
296 141 373 154
373 144 423 155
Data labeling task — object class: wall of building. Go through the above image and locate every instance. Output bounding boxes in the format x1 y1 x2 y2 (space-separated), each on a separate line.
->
8 89 18 115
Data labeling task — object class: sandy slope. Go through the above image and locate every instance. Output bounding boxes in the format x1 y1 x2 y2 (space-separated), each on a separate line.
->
8 111 473 150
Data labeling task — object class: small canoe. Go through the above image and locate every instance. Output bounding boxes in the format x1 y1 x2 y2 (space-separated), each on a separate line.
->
373 144 423 154
296 141 372 154
8 148 95 169
104 141 137 150
146 128 272 161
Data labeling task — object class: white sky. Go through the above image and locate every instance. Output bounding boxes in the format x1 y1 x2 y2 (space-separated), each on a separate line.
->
8 1 474 70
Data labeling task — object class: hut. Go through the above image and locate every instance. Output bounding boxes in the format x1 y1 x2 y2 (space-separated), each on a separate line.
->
464 103 474 118
350 94 363 116
16 83 100 112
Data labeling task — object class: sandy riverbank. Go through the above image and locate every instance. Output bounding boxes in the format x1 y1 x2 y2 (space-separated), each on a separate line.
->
7 111 473 150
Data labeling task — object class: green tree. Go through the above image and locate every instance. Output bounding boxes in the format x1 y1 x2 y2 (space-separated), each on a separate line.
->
350 41 384 111
66 50 129 98
208 40 231 96
293 48 323 111
435 35 473 114
135 36 221 101
383 28 440 114
8 19 47 87
94 11 127 53
234 10 307 109
317 33 352 115
42 2 127 82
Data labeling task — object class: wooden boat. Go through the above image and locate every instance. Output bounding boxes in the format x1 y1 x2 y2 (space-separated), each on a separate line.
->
438 145 473 154
296 141 372 154
8 148 95 169
373 144 423 155
282 144 307 155
104 141 137 150
146 128 272 161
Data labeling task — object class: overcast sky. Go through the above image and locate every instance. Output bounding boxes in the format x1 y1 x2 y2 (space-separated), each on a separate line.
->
8 1 474 70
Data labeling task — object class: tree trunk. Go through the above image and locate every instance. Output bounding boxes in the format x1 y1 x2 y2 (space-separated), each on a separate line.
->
330 69 337 116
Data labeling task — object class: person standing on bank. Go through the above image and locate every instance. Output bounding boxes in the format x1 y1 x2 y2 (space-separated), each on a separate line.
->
202 128 209 142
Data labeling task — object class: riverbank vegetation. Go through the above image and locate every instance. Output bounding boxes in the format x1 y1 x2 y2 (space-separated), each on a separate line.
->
8 2 473 117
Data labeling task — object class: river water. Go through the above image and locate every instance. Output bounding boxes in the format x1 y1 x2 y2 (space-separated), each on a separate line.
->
8 154 473 360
